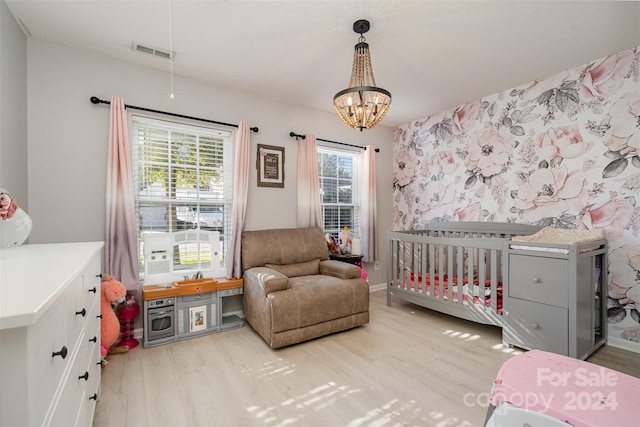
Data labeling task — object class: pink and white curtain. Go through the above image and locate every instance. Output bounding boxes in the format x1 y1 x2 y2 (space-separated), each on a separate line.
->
297 134 323 228
226 121 251 278
360 145 378 263
105 96 139 289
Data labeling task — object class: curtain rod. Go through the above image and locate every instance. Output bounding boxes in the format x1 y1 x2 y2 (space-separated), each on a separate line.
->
289 132 380 152
90 96 259 133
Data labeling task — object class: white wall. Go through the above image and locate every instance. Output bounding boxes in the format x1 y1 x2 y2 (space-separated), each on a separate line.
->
26 39 394 282
0 0 28 207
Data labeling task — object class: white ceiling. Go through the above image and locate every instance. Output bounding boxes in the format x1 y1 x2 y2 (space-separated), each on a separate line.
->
6 0 640 128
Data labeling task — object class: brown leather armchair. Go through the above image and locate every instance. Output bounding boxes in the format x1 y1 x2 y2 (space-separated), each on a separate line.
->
241 227 369 349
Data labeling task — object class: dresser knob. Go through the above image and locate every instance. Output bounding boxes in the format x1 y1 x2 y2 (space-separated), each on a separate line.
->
88 286 97 293
96 273 103 279
52 346 68 359
532 277 541 283
75 308 87 317
89 336 97 343
97 314 103 319
532 322 540 329
79 371 89 381
89 393 98 401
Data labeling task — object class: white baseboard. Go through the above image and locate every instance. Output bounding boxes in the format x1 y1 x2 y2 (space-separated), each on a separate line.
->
134 327 144 340
369 283 386 292
607 336 640 353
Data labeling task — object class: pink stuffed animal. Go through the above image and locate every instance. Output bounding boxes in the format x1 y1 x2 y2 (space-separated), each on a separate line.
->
100 274 127 356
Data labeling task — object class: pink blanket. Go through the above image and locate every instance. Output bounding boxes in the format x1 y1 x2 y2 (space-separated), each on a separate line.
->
489 350 640 427
395 274 503 312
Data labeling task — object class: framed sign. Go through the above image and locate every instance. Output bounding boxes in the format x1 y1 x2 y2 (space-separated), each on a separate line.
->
257 144 285 188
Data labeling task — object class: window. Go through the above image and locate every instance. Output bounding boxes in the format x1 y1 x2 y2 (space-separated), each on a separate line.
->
132 116 232 279
317 147 360 239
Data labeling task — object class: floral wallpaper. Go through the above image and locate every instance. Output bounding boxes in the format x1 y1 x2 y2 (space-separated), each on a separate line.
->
393 46 640 350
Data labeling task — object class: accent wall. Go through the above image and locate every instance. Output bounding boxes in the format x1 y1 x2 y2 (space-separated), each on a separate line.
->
393 46 640 352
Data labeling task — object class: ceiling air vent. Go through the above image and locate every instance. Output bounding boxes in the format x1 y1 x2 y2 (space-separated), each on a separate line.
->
132 42 175 60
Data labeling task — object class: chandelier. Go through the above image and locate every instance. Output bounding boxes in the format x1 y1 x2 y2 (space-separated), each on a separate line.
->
333 19 391 131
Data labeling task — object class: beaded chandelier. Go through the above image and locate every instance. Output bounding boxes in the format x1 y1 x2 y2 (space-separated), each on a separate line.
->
333 19 391 131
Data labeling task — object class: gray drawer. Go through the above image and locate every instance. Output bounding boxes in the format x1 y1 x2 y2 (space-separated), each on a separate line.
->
504 298 568 355
179 292 215 303
509 254 567 307
219 287 243 297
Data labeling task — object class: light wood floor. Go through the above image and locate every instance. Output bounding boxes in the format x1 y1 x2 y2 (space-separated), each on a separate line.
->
94 290 639 427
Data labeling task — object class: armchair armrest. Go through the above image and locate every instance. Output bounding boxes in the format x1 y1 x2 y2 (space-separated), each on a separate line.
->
244 267 289 296
319 260 361 279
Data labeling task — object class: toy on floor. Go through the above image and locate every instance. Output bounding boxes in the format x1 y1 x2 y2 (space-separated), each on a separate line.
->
100 274 128 357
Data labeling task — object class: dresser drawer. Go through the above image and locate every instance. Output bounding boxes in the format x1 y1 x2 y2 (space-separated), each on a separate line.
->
504 298 568 355
48 299 100 427
48 333 87 427
509 254 567 307
30 296 70 424
67 289 90 349
82 334 102 427
82 255 102 309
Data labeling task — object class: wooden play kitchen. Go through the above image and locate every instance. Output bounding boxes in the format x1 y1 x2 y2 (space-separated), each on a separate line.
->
142 277 244 348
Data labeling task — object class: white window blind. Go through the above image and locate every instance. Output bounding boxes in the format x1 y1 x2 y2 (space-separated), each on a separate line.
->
317 146 361 239
132 115 232 280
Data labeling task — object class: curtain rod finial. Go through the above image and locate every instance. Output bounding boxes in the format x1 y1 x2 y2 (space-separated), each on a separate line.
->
289 132 306 140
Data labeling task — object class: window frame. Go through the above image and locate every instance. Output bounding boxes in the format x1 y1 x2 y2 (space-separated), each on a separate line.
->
131 115 233 281
316 145 361 240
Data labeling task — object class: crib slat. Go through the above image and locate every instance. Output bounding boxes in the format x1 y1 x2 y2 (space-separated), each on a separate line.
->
490 248 499 313
456 245 464 304
468 246 476 306
420 241 425 293
479 247 486 310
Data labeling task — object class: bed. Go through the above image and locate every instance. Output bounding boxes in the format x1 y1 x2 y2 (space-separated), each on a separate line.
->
387 222 540 326
387 221 607 359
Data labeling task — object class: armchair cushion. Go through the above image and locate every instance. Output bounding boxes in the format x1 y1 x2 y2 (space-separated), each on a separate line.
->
319 260 361 279
265 259 320 278
244 267 289 295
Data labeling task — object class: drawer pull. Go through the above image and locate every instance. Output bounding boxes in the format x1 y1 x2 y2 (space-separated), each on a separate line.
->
89 393 98 401
96 273 103 279
88 286 97 293
76 308 87 317
532 277 541 283
79 371 89 381
532 322 540 329
89 336 97 343
97 314 103 319
52 346 68 359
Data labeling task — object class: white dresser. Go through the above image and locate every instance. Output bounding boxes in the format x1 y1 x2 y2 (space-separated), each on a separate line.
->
0 242 104 427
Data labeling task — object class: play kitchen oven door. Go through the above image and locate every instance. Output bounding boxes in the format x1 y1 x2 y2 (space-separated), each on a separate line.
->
144 298 175 347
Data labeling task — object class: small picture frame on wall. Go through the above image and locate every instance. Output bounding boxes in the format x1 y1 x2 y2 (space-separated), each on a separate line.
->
257 144 285 188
